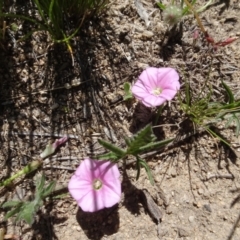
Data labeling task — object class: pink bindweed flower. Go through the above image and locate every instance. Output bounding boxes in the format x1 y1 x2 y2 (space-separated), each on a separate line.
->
131 67 180 107
68 158 121 212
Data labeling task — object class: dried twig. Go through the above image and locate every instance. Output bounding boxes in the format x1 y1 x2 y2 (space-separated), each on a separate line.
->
203 173 234 181
142 189 163 238
0 131 79 139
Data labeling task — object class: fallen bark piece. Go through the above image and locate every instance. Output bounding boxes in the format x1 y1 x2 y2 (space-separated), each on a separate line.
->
142 189 163 237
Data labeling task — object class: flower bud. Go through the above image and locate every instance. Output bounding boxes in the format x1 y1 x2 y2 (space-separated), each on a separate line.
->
163 5 182 26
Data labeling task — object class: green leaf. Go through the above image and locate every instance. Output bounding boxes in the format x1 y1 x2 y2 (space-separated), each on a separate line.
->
123 82 133 101
1 201 22 208
41 181 56 198
4 204 23 220
98 139 126 158
185 81 191 106
97 152 121 161
196 0 213 13
156 2 166 10
205 127 230 147
16 202 37 225
138 138 174 154
221 80 235 104
36 174 46 194
234 115 240 136
225 114 240 136
126 125 157 155
137 157 154 185
124 82 131 92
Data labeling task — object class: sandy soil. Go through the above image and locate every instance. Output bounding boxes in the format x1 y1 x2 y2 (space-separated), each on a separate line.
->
0 0 240 239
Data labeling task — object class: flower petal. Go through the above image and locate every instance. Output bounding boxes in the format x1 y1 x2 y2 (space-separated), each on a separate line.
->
75 158 100 179
132 67 180 107
68 158 121 212
77 190 101 212
160 88 179 100
142 95 166 107
138 67 159 89
101 182 121 207
157 68 180 90
131 81 151 99
68 175 92 201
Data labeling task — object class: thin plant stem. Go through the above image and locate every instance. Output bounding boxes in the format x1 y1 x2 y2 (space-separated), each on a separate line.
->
0 160 43 187
183 0 207 35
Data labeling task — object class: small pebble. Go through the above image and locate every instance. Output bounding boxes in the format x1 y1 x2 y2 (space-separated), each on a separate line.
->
203 204 212 212
188 216 195 223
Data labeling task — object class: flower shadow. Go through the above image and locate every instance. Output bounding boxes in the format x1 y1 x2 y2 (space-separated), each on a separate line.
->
129 102 153 134
76 205 119 240
121 172 142 215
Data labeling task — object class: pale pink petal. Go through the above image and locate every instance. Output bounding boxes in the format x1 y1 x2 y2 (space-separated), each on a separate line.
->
160 89 179 100
96 161 120 178
131 80 152 96
132 67 180 107
157 68 180 89
68 158 121 212
101 184 121 207
77 190 101 212
142 95 166 107
99 163 120 180
68 176 92 200
75 158 100 179
138 67 159 88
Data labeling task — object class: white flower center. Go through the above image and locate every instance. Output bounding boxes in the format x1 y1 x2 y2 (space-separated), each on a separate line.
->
152 87 162 96
93 179 103 190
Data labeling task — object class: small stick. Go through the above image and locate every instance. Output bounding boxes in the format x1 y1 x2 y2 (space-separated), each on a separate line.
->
43 166 75 171
203 174 234 181
0 131 79 139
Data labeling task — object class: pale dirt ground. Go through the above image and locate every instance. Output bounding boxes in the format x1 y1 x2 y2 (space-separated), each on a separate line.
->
1 0 240 239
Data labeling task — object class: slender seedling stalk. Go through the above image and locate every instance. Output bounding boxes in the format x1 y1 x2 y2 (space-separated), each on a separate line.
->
0 160 43 187
183 0 206 35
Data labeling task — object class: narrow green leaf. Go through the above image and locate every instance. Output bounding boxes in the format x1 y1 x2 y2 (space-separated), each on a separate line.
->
17 202 37 226
185 81 191 106
156 2 166 10
4 204 23 220
138 138 174 153
98 139 126 157
41 181 56 198
126 125 157 155
222 80 235 104
124 82 131 93
138 157 154 185
123 82 133 100
196 0 213 13
226 114 240 136
234 115 240 136
36 174 46 193
1 201 22 208
206 127 230 147
225 115 234 128
182 6 190 15
97 152 120 161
